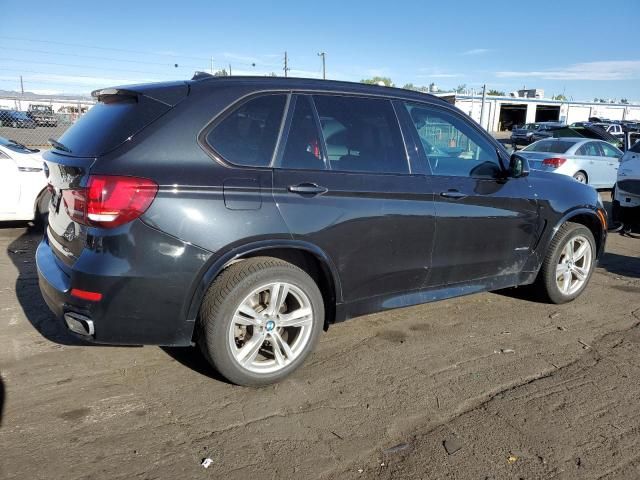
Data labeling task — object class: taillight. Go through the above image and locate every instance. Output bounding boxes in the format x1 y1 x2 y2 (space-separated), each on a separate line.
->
62 175 158 228
542 157 567 168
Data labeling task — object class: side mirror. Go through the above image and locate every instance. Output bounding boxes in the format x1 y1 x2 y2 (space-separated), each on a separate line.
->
509 153 530 178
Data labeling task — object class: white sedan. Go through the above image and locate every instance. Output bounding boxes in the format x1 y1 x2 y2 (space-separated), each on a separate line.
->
0 137 49 223
613 141 640 226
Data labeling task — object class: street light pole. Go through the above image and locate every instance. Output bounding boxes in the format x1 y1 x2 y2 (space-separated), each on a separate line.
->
317 52 326 79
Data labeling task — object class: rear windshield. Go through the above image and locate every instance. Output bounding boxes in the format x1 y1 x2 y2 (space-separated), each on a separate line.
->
54 96 170 157
523 140 574 153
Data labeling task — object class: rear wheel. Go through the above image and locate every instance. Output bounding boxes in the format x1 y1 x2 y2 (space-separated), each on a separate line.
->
198 257 324 386
573 171 588 184
536 222 596 304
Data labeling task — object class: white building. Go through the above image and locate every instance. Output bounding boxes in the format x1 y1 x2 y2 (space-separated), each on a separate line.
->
435 93 640 133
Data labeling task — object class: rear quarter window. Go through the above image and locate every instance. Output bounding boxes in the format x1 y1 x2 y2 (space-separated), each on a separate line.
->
524 140 574 154
206 94 287 167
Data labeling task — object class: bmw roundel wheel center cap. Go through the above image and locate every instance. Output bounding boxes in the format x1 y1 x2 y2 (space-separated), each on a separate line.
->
265 320 276 332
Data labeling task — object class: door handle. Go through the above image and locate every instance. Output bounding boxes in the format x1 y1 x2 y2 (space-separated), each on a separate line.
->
440 189 467 199
288 183 328 195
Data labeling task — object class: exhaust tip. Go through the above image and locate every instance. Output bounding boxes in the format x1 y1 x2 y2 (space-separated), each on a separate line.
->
64 312 95 337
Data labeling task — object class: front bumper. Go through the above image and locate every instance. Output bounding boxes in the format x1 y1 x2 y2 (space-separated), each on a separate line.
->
37 220 213 346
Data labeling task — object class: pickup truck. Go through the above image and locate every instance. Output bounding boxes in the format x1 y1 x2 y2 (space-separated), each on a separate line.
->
26 104 58 127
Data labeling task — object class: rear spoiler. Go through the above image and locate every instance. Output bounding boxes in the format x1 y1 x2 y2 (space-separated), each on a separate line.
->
91 81 189 107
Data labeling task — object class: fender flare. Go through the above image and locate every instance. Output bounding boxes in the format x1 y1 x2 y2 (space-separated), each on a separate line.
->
184 239 343 323
540 206 606 263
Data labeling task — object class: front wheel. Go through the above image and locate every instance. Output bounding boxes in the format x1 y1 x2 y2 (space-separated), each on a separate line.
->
198 257 324 386
536 222 596 304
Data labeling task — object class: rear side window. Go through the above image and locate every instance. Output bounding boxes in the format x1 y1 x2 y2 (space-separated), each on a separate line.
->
313 95 408 174
280 96 325 170
524 140 574 153
207 94 287 167
576 142 601 156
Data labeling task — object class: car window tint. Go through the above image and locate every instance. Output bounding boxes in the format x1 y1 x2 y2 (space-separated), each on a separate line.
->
207 94 287 167
576 142 601 156
280 96 325 170
313 95 408 174
525 140 574 153
599 142 622 158
404 103 501 178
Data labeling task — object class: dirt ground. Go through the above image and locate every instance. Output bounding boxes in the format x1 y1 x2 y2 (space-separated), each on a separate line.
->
1 200 639 480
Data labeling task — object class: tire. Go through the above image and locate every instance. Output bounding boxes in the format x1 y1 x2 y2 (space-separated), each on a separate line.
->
35 189 51 228
198 257 324 386
536 222 596 304
573 171 588 184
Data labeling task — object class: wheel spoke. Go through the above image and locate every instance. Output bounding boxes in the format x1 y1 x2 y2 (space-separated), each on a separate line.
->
556 263 570 278
269 331 292 366
279 307 313 328
561 271 572 293
234 303 260 326
564 240 574 260
573 266 587 281
266 283 289 316
236 331 266 366
573 241 589 263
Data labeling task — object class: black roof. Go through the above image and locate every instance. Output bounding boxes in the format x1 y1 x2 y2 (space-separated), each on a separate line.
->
188 75 448 105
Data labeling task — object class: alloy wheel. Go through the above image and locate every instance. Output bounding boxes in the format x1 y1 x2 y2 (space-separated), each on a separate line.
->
228 282 314 374
555 235 592 296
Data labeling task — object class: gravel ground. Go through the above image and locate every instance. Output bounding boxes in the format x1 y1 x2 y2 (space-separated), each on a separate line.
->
0 197 638 480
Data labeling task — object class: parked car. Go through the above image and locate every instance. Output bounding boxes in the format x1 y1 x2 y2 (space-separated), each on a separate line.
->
593 123 624 139
37 77 607 386
0 136 49 222
0 110 37 129
27 104 58 127
518 138 622 187
612 140 640 227
511 122 564 146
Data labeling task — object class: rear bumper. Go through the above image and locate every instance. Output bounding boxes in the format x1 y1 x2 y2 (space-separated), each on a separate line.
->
37 220 213 346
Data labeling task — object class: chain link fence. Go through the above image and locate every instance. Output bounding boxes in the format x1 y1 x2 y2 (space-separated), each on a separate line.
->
0 97 95 149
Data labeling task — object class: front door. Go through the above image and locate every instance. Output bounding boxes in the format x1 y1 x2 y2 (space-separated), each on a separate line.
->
272 94 436 303
0 151 20 214
400 102 540 286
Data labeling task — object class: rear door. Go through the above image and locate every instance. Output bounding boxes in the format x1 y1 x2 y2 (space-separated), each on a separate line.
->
401 101 540 286
272 94 436 303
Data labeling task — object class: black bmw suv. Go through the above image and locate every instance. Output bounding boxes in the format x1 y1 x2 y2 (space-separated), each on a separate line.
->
37 76 607 386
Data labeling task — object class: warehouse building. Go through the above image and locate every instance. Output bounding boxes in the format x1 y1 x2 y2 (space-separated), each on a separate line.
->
435 93 640 132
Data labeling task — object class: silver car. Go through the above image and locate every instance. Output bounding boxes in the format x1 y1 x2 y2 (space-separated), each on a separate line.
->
518 138 623 188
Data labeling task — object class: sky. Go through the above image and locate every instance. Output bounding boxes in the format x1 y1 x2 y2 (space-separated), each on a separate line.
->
1 0 639 102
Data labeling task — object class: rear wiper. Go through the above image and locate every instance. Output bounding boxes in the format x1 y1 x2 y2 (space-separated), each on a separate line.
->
48 138 72 153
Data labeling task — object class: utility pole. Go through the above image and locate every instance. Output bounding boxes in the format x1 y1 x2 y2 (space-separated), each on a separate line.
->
283 51 290 78
20 75 24 95
228 64 232 76
317 52 326 79
479 84 487 130
210 57 214 74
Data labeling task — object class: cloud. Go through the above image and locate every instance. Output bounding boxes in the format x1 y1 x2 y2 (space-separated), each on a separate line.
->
462 48 490 55
495 60 640 81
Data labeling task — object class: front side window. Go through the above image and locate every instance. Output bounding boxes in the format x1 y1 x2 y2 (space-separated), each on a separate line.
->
207 94 287 167
405 103 501 178
280 96 325 170
599 142 622 158
313 95 408 174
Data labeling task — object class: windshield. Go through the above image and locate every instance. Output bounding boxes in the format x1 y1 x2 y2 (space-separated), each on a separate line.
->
523 140 575 153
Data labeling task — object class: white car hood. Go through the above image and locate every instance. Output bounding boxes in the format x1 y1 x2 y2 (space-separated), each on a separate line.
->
0 145 46 170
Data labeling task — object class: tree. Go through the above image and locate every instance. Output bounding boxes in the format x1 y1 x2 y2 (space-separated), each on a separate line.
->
455 84 467 93
361 76 394 87
213 69 228 77
552 94 567 101
621 98 629 104
402 83 417 91
487 89 505 96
